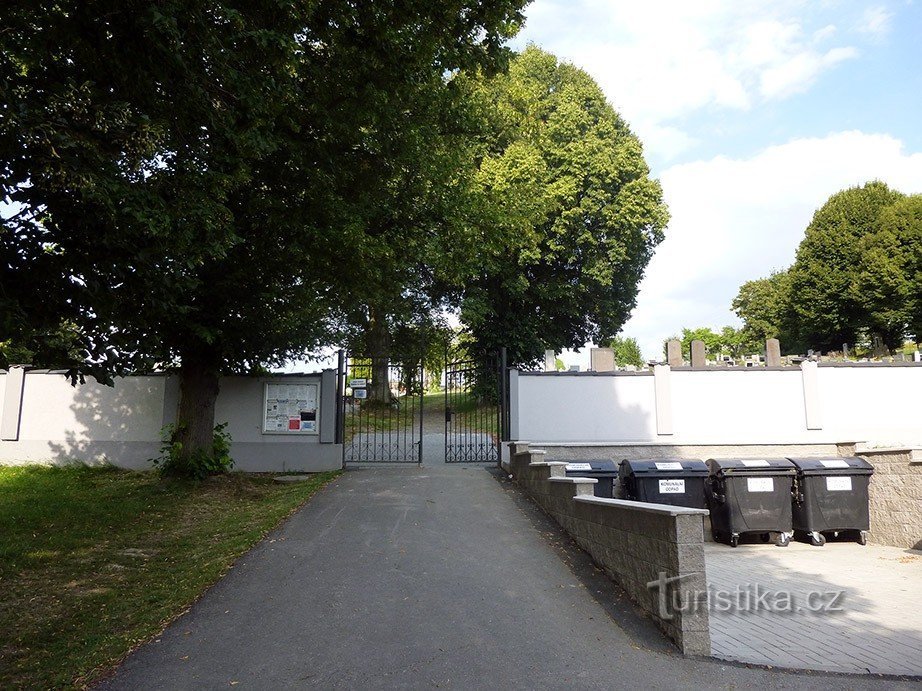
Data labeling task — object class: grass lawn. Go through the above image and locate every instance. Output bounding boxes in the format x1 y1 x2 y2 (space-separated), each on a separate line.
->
0 465 339 689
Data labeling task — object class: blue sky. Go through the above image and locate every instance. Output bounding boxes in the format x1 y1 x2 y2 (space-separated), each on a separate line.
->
512 0 922 361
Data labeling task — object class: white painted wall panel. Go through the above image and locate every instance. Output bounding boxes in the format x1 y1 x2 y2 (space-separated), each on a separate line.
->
512 366 922 447
18 374 165 442
517 374 657 442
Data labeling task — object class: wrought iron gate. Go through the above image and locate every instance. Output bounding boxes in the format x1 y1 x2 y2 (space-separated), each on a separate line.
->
444 353 503 463
340 354 423 463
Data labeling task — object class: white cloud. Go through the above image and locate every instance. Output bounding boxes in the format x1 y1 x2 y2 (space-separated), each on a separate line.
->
621 131 922 359
856 6 894 39
759 45 858 99
515 1 869 162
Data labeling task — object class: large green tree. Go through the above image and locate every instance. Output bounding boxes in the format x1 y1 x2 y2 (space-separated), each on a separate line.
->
883 195 922 341
458 47 668 367
731 269 801 353
734 183 922 355
787 181 907 351
1 1 526 473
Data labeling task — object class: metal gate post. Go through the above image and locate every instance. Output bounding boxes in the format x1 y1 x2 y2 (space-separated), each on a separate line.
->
336 350 345 448
418 360 424 466
500 347 508 442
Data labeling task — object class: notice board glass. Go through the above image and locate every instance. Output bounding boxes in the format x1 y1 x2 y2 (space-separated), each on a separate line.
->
263 382 319 434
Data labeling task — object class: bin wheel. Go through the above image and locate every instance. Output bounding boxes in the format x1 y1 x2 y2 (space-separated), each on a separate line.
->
857 531 868 546
759 533 771 543
809 532 826 547
776 533 790 547
730 534 740 548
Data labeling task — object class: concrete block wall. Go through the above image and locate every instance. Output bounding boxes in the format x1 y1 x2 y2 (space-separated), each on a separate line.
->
860 447 922 550
510 446 711 655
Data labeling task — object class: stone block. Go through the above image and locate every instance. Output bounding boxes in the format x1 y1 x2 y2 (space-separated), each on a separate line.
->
671 514 705 544
676 627 712 656
675 543 706 573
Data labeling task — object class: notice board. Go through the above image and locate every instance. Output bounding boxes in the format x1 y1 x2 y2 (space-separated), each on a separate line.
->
263 382 319 434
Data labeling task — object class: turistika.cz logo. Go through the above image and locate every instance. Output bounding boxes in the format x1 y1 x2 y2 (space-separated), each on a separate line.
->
646 572 846 620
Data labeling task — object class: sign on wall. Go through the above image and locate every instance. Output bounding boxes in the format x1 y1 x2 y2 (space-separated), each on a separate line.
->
263 382 319 434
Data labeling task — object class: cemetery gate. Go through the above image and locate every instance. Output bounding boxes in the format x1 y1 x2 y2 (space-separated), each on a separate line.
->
339 354 424 463
444 351 506 463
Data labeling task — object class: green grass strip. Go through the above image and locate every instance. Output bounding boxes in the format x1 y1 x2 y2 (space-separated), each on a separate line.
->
0 465 339 689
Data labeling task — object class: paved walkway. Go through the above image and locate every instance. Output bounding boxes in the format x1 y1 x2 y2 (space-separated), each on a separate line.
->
99 467 917 689
707 540 922 675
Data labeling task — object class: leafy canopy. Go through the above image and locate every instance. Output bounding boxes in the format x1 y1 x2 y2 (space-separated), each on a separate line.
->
608 335 644 368
458 46 669 367
0 1 528 382
734 182 922 354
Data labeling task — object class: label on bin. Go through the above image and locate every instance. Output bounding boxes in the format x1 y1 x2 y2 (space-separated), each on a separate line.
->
566 463 592 471
820 460 850 469
826 476 852 491
654 462 683 471
747 477 774 492
741 460 770 467
659 479 686 494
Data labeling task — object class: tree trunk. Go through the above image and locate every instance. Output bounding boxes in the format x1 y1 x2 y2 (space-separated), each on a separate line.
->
365 308 391 404
173 348 221 473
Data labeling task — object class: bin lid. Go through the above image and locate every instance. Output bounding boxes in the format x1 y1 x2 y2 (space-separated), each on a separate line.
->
707 458 796 475
787 456 874 475
563 459 618 474
618 458 708 477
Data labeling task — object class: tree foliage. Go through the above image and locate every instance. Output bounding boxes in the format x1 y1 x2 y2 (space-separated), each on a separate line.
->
731 270 801 353
458 47 669 368
734 182 922 355
787 181 907 350
0 1 527 473
609 335 644 368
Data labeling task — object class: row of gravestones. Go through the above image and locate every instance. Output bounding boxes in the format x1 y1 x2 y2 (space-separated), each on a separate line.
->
666 338 782 368
543 339 783 372
546 339 920 373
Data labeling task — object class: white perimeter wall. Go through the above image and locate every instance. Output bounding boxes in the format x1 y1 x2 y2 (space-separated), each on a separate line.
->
0 370 341 472
514 364 922 447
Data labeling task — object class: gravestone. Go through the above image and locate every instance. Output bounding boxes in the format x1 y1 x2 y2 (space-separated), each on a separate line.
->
690 339 706 367
666 339 683 367
765 338 781 367
590 347 615 372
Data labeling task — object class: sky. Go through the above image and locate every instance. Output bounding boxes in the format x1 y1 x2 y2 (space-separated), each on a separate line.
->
510 0 922 364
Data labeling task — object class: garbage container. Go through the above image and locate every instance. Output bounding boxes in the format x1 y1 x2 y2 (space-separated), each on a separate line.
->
788 457 874 546
706 458 796 547
564 460 619 498
619 459 709 509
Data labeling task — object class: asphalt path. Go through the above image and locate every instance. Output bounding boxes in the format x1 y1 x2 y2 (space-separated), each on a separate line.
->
98 466 917 689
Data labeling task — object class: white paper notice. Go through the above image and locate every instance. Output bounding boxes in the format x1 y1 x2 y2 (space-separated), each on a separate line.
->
747 477 774 492
654 462 683 471
820 460 850 469
826 476 852 491
566 463 593 471
659 479 685 494
742 460 770 468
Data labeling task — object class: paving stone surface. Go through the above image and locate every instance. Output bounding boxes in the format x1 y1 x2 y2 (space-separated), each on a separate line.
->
706 539 922 676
